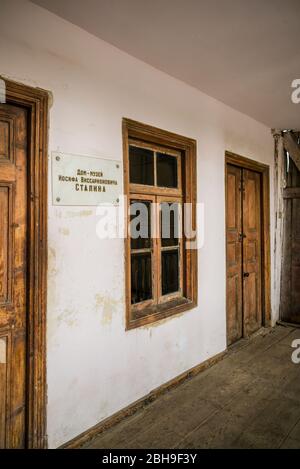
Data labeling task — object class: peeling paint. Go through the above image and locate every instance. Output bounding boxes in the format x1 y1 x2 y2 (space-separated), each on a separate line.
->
95 294 119 326
66 210 93 218
48 247 58 276
56 308 78 328
59 227 70 236
47 247 59 344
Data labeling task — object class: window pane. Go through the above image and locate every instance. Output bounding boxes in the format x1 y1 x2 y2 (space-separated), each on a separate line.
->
131 253 152 304
129 146 154 185
157 153 178 188
130 200 151 250
162 249 179 295
161 202 180 247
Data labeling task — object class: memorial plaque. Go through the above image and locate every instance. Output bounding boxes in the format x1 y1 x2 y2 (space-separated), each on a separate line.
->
52 152 122 206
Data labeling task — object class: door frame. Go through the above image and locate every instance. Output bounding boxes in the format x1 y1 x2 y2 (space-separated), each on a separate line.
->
1 77 48 448
225 151 271 341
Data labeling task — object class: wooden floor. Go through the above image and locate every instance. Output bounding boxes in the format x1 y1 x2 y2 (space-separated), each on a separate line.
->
83 325 300 449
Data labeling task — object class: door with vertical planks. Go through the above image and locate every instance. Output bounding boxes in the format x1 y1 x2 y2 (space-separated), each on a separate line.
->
226 164 262 345
226 164 243 345
280 157 300 324
242 169 262 337
0 103 28 448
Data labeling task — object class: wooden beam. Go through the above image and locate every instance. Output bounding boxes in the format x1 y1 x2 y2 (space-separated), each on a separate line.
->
283 187 300 199
272 132 285 324
283 132 300 172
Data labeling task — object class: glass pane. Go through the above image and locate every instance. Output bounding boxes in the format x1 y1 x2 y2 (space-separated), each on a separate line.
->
162 249 179 295
161 202 180 247
129 146 154 185
157 153 178 188
131 253 152 304
130 200 151 250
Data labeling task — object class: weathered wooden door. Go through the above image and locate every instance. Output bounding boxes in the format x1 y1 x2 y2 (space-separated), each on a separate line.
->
280 156 300 324
242 169 262 337
226 164 243 345
226 164 262 345
0 103 28 448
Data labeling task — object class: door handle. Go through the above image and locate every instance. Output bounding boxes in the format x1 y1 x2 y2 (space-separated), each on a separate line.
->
238 233 246 241
243 272 250 278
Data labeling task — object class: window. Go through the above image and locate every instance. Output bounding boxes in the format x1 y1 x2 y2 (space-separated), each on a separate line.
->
123 119 197 329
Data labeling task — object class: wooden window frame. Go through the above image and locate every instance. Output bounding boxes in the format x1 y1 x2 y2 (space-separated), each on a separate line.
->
123 118 197 330
129 139 182 196
130 193 157 314
157 196 184 304
2 77 48 448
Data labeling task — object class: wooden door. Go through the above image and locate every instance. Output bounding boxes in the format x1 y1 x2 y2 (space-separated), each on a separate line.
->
226 165 262 345
281 194 300 324
281 195 300 323
280 156 300 324
0 103 28 448
242 169 262 337
226 164 243 345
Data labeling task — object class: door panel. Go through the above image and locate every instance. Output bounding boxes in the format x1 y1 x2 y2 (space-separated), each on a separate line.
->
0 104 27 448
243 169 262 337
226 165 243 345
0 186 11 303
281 195 300 323
291 198 300 321
226 164 263 345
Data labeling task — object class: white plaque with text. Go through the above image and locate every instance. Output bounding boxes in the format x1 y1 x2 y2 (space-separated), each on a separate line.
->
52 152 122 206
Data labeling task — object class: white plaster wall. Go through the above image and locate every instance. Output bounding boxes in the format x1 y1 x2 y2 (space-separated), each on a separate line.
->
0 0 275 448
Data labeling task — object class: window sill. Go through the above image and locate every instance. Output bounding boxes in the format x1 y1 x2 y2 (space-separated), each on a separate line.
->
127 297 197 330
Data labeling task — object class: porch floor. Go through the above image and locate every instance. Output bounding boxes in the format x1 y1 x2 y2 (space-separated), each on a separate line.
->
83 325 300 449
